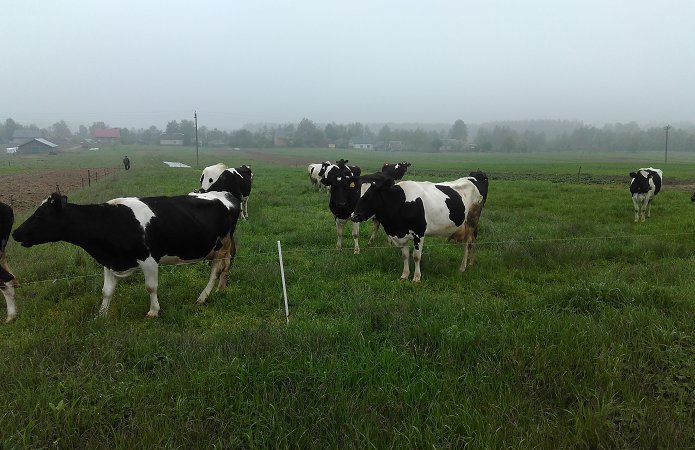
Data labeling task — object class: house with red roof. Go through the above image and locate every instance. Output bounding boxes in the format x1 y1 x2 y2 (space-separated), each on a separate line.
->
93 128 121 145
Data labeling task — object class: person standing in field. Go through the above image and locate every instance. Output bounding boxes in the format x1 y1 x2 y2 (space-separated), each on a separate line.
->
123 156 131 170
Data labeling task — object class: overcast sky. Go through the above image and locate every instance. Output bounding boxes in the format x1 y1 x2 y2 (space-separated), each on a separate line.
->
3 0 694 131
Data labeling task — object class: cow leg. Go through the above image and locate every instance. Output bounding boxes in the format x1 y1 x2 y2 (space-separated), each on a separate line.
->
141 258 161 318
640 197 649 222
412 236 423 283
399 244 410 281
646 198 653 219
1 282 16 323
0 255 16 322
335 218 346 250
632 196 640 222
215 235 235 293
352 221 360 254
99 268 118 316
242 196 249 220
368 219 380 245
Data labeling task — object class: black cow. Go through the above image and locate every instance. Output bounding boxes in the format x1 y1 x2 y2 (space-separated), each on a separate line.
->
13 192 241 318
351 170 489 282
381 162 412 180
629 167 662 222
321 159 362 254
199 163 253 220
691 191 695 202
0 202 17 322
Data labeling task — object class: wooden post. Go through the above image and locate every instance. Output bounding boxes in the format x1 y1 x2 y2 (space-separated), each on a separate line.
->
88 170 91 187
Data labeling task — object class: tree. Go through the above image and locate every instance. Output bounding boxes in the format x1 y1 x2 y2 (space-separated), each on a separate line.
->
89 122 107 136
449 119 468 142
179 120 195 145
432 138 442 152
378 125 392 142
50 120 72 144
2 118 19 142
166 121 180 134
295 118 323 147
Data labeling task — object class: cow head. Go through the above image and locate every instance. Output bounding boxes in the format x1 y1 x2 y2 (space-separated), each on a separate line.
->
13 193 69 247
691 191 695 202
317 161 331 177
199 163 228 190
351 172 394 222
630 170 652 194
469 170 489 202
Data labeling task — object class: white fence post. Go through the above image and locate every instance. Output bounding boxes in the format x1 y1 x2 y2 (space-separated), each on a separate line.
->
277 240 290 324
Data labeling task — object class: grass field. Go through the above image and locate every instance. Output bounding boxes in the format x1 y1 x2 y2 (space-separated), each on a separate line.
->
1 146 694 448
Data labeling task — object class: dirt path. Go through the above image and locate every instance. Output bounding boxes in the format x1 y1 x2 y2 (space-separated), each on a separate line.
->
0 168 116 212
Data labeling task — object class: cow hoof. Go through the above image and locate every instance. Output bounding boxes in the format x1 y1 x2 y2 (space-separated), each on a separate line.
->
146 310 159 318
412 277 421 283
5 315 16 323
353 248 360 255
399 275 408 282
195 298 206 305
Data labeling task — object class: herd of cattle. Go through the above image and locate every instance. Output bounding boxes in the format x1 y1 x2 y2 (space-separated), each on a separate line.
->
0 161 675 323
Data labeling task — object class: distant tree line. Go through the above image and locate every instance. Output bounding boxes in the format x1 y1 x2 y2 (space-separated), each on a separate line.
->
2 117 695 153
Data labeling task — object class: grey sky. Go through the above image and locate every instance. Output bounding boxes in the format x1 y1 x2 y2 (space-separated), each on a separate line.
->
4 0 694 131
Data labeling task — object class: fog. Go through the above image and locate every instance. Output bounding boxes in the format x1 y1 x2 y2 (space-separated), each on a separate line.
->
3 0 694 131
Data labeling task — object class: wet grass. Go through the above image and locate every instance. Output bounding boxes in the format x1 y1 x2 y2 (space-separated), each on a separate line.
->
0 147 694 447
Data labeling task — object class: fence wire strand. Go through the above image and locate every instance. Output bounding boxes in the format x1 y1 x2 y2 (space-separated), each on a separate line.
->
12 230 695 289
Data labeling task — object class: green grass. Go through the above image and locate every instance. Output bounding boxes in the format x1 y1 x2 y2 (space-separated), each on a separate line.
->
1 146 695 448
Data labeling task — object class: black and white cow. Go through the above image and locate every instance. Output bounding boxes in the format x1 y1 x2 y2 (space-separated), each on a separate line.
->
308 161 331 191
12 192 241 318
321 159 362 254
629 167 662 222
381 162 412 181
199 163 253 220
366 161 413 243
351 170 489 282
0 202 17 322
691 191 695 202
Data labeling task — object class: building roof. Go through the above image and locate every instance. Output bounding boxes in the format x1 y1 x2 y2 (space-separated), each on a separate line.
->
351 136 374 145
12 129 42 139
93 128 121 138
160 133 184 140
18 138 58 148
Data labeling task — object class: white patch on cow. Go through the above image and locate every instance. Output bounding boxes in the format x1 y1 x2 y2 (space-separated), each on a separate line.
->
200 163 228 190
107 197 156 230
188 191 237 210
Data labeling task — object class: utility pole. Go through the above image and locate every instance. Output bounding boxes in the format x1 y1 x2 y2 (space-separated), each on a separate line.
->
194 111 199 168
664 124 671 164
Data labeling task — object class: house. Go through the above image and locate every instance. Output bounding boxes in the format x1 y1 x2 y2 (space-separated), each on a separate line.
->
17 138 58 154
387 140 403 151
11 129 43 146
160 133 184 146
274 129 292 147
440 139 462 151
350 137 374 150
93 128 121 145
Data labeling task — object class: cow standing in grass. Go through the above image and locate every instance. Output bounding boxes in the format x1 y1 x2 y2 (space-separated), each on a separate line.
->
308 161 331 191
0 202 17 322
630 167 662 222
199 163 253 220
13 192 240 318
321 159 362 254
366 162 413 244
351 170 489 282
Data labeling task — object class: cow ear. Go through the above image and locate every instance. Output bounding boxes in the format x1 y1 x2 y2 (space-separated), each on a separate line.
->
629 172 638 178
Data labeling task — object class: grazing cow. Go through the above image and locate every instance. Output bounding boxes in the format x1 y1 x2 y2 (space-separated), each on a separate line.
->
0 202 17 322
629 167 662 222
321 159 362 254
381 162 412 181
12 192 240 318
308 161 331 191
351 170 489 282
199 163 253 220
690 191 695 202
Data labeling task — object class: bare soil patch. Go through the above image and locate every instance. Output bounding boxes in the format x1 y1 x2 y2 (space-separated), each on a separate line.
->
0 168 116 212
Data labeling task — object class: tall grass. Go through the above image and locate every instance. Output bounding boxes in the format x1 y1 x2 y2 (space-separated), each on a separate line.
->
0 147 694 447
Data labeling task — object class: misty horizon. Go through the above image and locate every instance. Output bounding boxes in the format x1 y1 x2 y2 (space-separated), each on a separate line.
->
4 1 694 132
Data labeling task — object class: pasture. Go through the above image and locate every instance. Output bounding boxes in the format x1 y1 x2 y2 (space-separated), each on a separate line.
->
1 146 695 448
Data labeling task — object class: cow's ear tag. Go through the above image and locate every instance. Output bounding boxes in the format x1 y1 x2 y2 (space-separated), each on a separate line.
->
350 182 356 188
